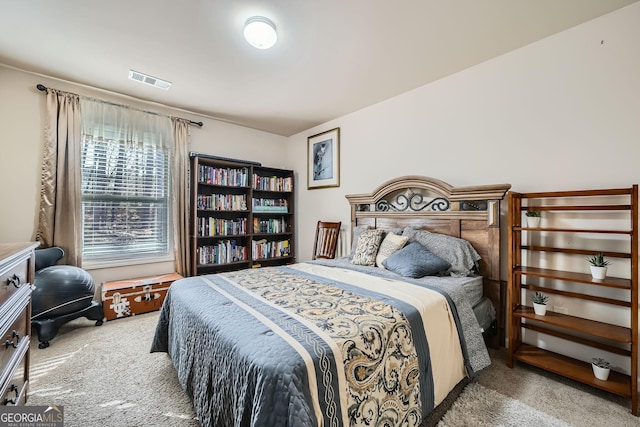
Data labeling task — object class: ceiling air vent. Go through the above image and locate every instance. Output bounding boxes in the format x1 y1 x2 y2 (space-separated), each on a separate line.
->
128 70 172 90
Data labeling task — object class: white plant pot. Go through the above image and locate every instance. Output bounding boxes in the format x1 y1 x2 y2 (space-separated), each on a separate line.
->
590 266 608 280
526 217 541 228
592 364 610 381
533 302 547 316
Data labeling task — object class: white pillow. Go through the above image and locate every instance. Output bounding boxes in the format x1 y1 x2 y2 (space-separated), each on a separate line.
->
375 233 409 268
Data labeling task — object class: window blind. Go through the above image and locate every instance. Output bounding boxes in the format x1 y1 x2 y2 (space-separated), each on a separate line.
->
81 135 170 260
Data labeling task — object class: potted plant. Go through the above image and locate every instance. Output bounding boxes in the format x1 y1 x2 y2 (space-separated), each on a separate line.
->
586 252 611 280
532 291 549 316
525 210 541 227
592 357 611 381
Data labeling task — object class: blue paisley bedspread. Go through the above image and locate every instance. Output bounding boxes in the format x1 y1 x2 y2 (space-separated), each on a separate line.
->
151 262 489 427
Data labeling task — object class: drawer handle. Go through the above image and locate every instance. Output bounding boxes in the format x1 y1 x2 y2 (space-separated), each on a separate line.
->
3 384 18 405
6 274 22 288
4 330 20 349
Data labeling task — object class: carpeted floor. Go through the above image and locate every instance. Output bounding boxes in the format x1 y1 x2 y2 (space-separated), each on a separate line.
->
28 312 199 427
26 312 639 427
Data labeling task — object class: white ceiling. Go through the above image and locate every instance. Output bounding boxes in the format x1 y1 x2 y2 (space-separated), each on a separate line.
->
1 0 637 136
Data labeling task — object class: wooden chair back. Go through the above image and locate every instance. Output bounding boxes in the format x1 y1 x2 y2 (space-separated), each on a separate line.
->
312 221 342 260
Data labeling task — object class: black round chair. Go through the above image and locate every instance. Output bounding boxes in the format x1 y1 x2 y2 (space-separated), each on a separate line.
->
31 247 104 348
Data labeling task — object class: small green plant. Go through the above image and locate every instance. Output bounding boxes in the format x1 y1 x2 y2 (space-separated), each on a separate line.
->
586 252 612 267
532 291 549 305
525 210 541 217
592 358 611 369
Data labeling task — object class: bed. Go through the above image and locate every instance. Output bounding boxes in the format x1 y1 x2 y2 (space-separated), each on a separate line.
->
151 175 510 427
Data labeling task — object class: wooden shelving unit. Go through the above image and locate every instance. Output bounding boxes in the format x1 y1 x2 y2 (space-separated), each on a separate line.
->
507 186 638 415
190 155 295 276
250 165 296 269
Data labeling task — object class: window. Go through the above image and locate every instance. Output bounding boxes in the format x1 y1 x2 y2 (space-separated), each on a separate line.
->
80 99 173 263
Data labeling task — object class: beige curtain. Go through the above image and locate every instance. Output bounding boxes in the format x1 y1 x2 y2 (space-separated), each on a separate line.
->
36 89 82 266
172 118 191 276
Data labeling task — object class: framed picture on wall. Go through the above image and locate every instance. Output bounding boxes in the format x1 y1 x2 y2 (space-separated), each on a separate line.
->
307 127 340 189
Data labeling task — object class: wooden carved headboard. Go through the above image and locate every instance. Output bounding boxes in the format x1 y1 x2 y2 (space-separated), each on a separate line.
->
345 175 511 347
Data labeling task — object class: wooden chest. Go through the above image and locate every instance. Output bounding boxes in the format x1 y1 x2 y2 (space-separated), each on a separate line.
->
101 273 182 321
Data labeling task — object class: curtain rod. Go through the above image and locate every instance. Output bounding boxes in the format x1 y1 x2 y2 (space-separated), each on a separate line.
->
36 83 204 128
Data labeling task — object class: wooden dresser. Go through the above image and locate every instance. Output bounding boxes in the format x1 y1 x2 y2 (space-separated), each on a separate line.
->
0 242 38 405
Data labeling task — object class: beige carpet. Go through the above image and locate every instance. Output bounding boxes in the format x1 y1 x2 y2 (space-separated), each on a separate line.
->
26 312 638 427
469 348 638 427
28 312 199 427
437 382 572 427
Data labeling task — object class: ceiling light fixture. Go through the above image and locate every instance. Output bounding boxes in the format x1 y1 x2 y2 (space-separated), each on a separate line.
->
243 16 277 49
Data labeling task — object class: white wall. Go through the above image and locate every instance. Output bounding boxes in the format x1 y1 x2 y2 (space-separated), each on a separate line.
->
289 3 640 370
291 3 640 261
0 65 289 284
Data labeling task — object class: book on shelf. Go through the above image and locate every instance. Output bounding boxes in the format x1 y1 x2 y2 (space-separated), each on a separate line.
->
252 239 290 260
252 197 288 213
253 206 288 213
252 174 293 192
198 194 247 211
197 240 247 265
253 217 287 234
198 165 249 187
198 217 247 237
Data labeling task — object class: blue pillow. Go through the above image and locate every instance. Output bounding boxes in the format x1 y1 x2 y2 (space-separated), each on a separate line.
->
382 242 451 278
